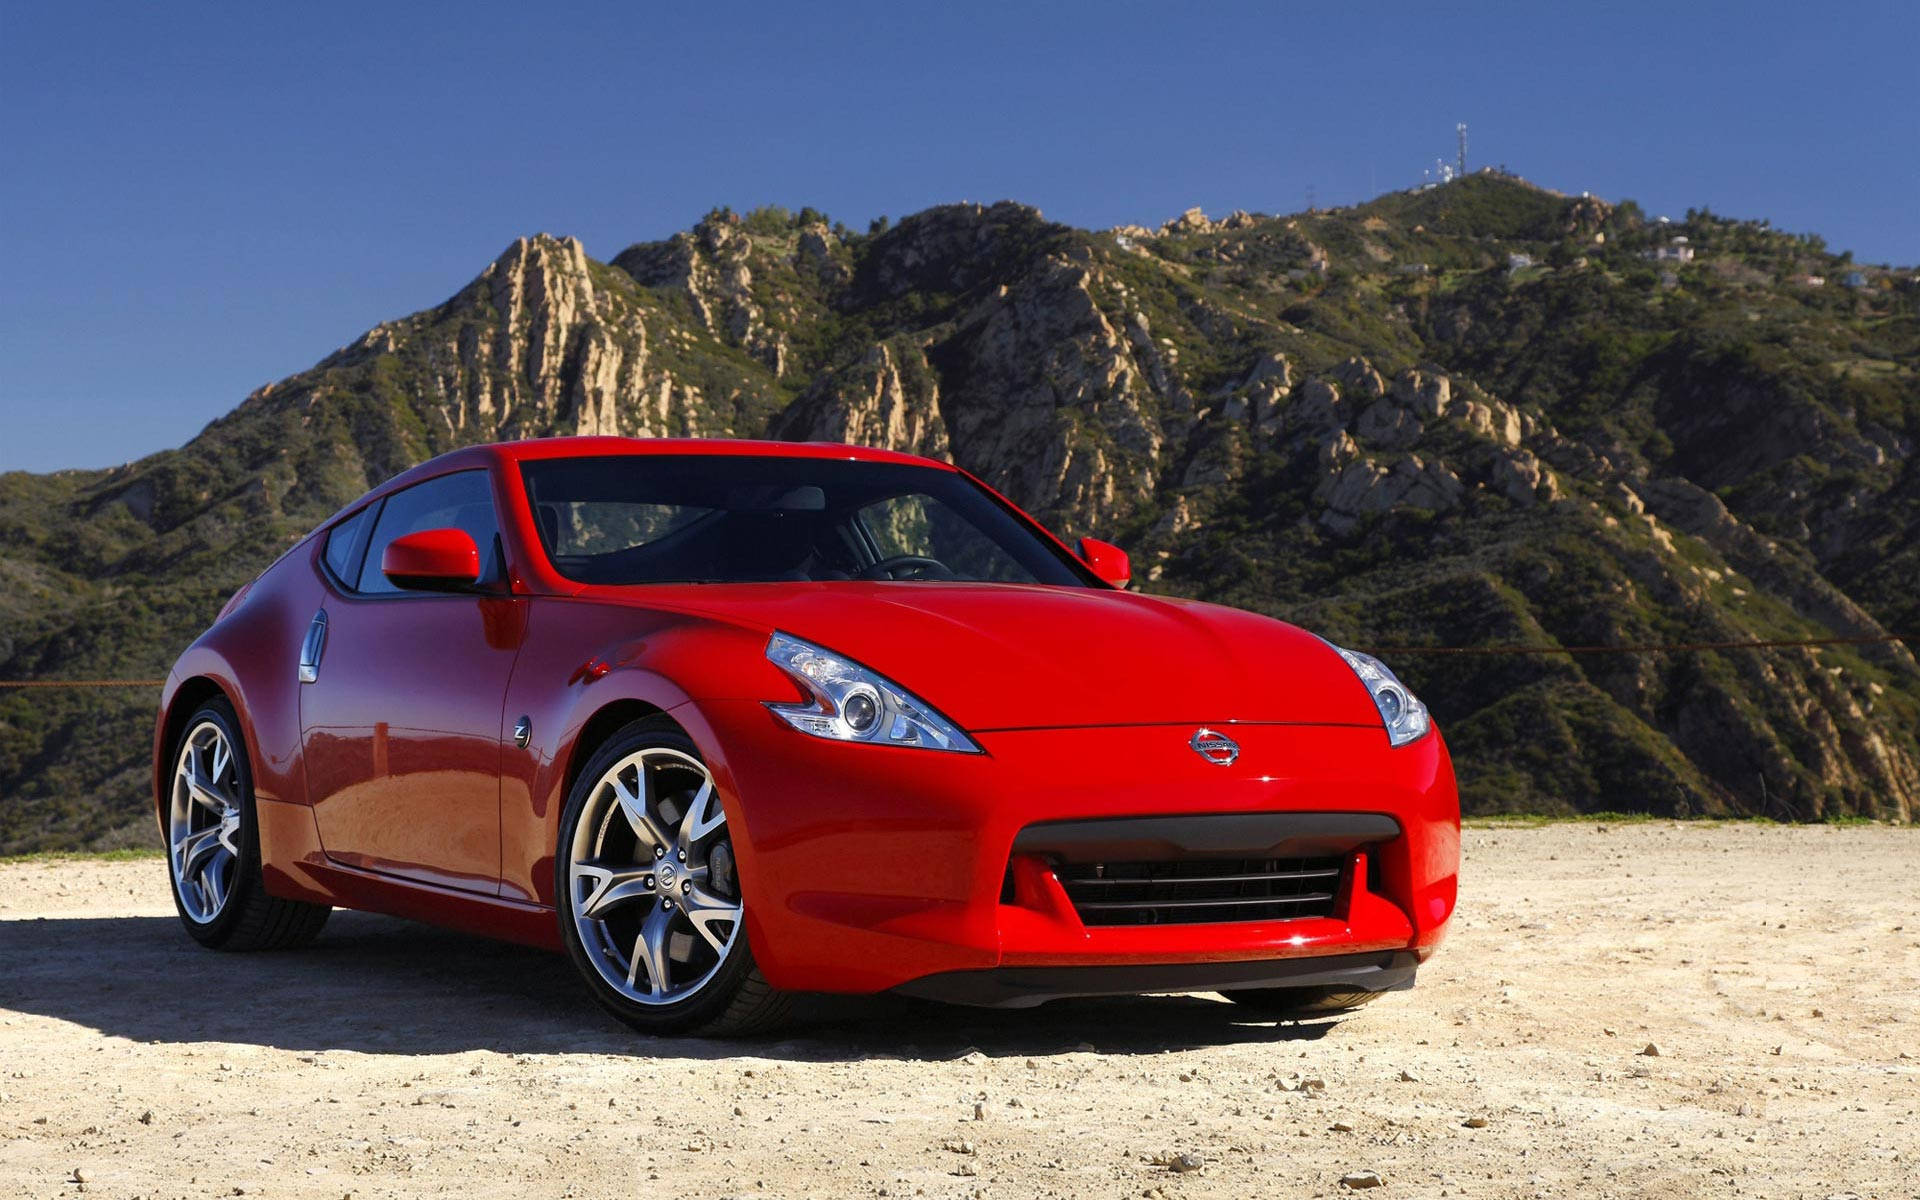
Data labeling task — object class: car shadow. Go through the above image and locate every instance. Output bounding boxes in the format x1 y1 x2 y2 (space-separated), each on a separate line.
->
0 911 1348 1061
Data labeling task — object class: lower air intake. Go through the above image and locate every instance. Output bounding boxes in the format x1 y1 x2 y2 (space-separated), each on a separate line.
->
1054 856 1344 927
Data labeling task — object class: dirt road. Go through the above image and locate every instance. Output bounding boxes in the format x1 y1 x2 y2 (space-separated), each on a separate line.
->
2 823 1915 1199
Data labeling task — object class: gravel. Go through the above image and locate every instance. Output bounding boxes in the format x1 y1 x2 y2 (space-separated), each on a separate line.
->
1 822 1915 1199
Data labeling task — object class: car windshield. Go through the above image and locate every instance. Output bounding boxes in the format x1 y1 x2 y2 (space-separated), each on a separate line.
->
520 455 1099 587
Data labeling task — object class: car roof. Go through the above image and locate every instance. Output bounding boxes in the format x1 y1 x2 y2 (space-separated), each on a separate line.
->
372 437 958 497
498 437 949 467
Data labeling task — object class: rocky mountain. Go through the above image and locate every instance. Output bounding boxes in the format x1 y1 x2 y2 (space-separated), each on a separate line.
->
3 173 1917 852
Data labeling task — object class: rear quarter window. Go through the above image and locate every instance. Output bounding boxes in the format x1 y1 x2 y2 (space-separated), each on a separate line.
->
322 506 374 586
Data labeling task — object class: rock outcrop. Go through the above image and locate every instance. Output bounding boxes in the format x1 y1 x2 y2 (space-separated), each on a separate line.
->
5 173 1918 853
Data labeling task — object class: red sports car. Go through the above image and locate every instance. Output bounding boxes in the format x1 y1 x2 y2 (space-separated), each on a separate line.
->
156 437 1458 1035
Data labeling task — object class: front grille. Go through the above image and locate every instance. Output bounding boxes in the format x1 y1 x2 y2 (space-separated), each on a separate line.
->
1054 856 1345 927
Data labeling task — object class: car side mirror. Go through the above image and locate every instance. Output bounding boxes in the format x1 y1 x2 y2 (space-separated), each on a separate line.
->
1077 537 1131 589
382 528 481 592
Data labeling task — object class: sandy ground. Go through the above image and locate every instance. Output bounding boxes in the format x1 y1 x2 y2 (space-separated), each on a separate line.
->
1 823 1915 1200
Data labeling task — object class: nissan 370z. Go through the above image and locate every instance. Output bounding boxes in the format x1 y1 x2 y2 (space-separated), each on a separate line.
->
155 438 1459 1036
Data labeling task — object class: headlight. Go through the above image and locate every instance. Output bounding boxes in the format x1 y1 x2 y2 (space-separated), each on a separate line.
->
764 633 980 753
1331 645 1431 747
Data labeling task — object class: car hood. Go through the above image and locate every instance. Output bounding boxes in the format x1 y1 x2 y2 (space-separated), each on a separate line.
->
602 582 1383 732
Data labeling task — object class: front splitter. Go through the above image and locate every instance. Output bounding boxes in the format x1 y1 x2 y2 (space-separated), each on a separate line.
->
892 949 1418 1009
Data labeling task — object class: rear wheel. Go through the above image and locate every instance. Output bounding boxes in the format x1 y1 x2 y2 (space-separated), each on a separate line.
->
556 717 791 1037
166 698 331 950
1225 986 1384 1018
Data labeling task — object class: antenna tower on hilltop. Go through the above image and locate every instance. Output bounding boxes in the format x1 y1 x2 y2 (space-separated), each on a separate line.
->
1456 123 1468 177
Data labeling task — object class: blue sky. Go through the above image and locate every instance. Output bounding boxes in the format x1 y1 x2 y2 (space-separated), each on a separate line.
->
2 2 1914 473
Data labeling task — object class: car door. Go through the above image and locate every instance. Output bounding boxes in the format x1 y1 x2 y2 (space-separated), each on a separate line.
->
298 469 526 894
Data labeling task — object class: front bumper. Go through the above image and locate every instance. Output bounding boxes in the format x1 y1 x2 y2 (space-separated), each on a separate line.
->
684 703 1460 997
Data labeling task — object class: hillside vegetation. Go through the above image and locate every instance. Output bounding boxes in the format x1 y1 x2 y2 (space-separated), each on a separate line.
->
3 173 1917 851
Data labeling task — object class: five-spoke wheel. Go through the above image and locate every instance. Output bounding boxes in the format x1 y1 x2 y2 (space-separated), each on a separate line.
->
556 716 791 1035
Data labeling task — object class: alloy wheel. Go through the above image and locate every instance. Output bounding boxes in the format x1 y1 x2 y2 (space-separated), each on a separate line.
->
168 719 243 923
566 747 743 1005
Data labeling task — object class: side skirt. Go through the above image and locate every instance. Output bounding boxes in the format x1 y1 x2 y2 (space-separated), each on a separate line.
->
256 796 560 951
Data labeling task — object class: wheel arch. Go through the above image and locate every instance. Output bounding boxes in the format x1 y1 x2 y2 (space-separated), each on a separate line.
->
559 697 671 810
154 675 236 828
540 689 766 917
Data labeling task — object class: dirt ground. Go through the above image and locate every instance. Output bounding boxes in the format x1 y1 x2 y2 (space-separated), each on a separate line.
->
1 822 1915 1200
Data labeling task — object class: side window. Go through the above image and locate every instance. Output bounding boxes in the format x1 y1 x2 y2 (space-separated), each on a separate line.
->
322 506 373 586
355 471 501 595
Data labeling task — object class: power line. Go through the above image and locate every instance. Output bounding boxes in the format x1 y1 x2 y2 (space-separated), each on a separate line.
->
0 679 167 689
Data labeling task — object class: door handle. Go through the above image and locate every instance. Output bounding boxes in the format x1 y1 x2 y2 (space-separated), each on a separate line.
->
299 609 329 684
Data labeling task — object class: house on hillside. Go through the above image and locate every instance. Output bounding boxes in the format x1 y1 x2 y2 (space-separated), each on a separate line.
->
1797 274 1827 287
1507 252 1535 272
1842 270 1870 289
1647 236 1695 264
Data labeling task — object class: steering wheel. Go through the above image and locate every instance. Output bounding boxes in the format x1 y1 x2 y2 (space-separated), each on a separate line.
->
859 554 956 581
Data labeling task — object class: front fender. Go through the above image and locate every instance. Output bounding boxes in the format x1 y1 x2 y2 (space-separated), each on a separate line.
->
497 602 775 906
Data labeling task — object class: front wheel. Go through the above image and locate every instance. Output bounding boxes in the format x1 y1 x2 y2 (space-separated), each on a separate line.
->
555 717 792 1037
166 697 331 950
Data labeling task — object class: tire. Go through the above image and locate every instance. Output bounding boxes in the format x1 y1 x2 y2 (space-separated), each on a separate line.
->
1225 986 1384 1018
555 716 792 1037
165 697 332 951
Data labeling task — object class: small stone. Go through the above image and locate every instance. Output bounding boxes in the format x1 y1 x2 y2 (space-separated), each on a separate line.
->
1398 1069 1420 1082
1639 1044 1663 1057
972 1102 988 1121
1169 1153 1204 1173
942 1139 976 1155
71 1169 88 1184
1330 1121 1355 1133
1462 1116 1489 1128
1340 1170 1386 1189
138 1110 153 1125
